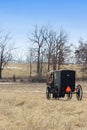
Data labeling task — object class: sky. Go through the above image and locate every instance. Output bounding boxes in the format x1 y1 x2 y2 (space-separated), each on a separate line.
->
0 0 87 57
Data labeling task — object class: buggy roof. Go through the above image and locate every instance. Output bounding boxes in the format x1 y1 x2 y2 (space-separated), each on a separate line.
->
54 69 75 72
47 69 75 74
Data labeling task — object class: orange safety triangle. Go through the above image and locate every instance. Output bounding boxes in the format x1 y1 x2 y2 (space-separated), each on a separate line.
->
66 86 71 92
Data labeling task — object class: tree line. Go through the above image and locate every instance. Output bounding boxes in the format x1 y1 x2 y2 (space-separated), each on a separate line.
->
27 25 87 77
0 25 87 78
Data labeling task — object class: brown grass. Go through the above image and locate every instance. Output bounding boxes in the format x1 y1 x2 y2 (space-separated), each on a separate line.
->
2 63 37 78
2 63 87 79
0 82 87 130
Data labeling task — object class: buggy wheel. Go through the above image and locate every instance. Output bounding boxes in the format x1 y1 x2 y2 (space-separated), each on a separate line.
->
76 85 83 101
67 92 72 100
46 87 51 99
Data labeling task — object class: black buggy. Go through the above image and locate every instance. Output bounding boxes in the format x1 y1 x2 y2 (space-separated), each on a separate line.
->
46 70 83 100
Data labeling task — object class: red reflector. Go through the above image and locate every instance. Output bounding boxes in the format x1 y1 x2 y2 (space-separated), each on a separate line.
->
66 86 71 92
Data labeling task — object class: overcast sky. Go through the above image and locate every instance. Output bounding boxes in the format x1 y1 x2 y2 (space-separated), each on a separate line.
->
0 0 87 55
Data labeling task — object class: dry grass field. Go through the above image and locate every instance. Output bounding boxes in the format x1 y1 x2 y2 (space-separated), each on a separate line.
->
0 82 87 130
2 63 87 79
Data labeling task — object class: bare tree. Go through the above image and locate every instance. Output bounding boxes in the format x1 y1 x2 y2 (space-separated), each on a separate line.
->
75 38 87 79
75 38 87 64
44 28 56 71
26 48 36 77
0 32 12 78
44 27 71 71
29 25 46 76
28 25 72 75
53 29 70 70
40 48 47 76
28 49 33 77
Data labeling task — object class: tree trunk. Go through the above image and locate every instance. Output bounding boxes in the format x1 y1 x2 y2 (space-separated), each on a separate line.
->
0 67 2 79
37 48 40 76
48 58 50 72
53 55 57 70
30 62 32 77
48 51 51 72
57 56 61 70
